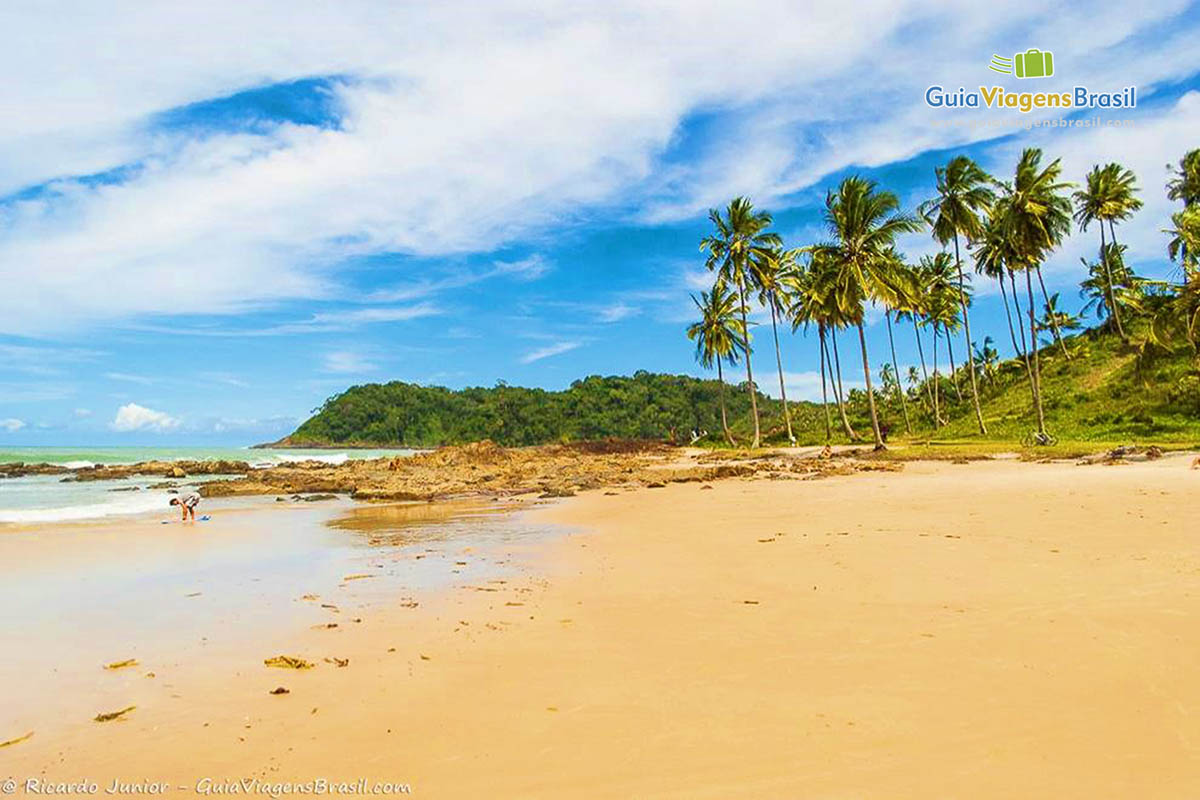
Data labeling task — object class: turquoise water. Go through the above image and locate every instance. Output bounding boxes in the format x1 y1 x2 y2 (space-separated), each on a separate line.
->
0 446 418 523
0 446 416 468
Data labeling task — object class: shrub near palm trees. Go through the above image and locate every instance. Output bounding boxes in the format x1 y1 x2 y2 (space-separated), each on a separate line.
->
700 198 782 449
995 148 1073 443
919 155 994 435
814 176 923 449
686 282 746 446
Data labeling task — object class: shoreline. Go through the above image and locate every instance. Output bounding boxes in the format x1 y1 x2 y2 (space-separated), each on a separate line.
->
3 452 1199 795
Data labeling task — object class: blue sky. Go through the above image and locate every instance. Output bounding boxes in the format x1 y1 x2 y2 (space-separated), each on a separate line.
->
2 1 1200 445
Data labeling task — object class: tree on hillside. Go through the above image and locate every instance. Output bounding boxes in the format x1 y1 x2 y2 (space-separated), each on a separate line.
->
996 148 1073 443
1038 292 1081 350
973 336 1000 386
1073 163 1142 340
974 209 1030 366
919 155 993 434
701 197 781 448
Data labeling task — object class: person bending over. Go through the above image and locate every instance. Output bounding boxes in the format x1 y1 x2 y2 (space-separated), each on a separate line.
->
169 490 202 522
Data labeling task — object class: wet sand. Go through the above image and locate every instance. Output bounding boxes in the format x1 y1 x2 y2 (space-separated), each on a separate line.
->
3 455 1199 797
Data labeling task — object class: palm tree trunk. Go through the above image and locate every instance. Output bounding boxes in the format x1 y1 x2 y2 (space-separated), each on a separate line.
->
1035 265 1070 359
1099 223 1125 339
818 324 832 443
769 298 793 443
998 273 1023 358
953 233 987 435
857 322 885 450
931 322 941 426
946 326 963 402
1009 270 1032 361
716 359 735 447
1025 268 1048 437
735 273 760 448
885 310 912 434
828 329 858 440
911 316 935 421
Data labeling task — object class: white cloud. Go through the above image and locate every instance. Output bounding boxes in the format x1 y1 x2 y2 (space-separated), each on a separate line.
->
208 415 297 434
322 350 377 374
597 302 639 323
104 371 156 385
0 418 26 432
755 370 866 403
520 341 580 364
109 402 180 432
73 408 93 417
2 1 1193 336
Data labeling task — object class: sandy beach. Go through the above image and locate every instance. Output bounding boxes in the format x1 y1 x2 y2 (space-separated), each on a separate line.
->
3 454 1199 798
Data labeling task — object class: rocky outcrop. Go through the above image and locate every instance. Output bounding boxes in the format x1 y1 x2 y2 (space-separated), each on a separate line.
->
0 462 72 478
71 460 252 482
197 441 901 501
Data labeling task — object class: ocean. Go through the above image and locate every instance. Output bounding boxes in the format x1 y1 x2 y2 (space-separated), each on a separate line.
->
0 446 417 524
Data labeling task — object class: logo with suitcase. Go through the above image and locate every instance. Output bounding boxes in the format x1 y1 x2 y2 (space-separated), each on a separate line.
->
989 49 1054 79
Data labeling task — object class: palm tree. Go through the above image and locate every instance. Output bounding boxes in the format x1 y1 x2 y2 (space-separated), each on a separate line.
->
1039 292 1081 349
997 148 1073 442
973 336 1000 385
974 209 1025 360
906 366 922 398
892 260 937 423
789 249 859 441
814 176 923 449
755 246 800 443
686 282 746 446
1073 164 1141 339
921 252 965 408
1156 214 1200 355
919 156 993 434
1098 162 1143 257
870 248 914 434
700 198 781 449
882 307 912 434
828 322 858 441
1074 167 1121 337
1166 206 1200 273
930 283 965 402
1167 149 1200 207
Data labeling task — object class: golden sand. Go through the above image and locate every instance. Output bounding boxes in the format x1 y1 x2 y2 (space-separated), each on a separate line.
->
3 455 1199 798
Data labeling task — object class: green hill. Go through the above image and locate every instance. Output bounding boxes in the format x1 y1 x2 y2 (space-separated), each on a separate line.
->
275 324 1199 450
273 371 781 448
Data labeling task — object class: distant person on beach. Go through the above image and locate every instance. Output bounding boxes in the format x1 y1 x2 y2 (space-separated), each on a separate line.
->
169 490 201 522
